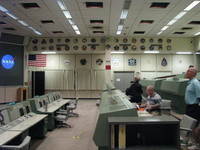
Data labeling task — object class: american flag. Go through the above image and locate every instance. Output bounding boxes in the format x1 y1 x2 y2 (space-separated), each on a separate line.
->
28 54 47 67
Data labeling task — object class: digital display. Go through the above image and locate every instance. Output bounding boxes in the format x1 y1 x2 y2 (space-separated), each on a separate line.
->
25 106 30 113
19 108 24 116
0 43 24 86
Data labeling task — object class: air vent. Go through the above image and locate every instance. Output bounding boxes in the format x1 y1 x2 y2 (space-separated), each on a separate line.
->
123 0 132 9
150 2 169 8
41 20 54 24
0 21 6 25
21 3 40 9
134 31 145 34
140 20 154 24
90 26 103 30
181 27 192 30
4 28 15 30
52 31 64 34
90 20 103 24
86 2 103 8
119 19 125 25
188 21 200 25
93 31 104 34
173 32 185 34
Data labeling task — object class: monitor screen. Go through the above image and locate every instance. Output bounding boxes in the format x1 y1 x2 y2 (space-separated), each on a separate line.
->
19 108 24 116
25 106 30 113
0 43 24 86
39 101 43 107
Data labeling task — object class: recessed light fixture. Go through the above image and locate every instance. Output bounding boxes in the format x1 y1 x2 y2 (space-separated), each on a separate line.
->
120 10 128 19
41 52 57 54
184 1 200 11
0 5 8 12
176 52 192 54
57 0 68 10
111 51 124 54
194 32 200 36
144 51 159 54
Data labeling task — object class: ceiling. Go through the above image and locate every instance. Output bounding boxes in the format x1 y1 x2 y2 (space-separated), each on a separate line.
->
1 0 200 38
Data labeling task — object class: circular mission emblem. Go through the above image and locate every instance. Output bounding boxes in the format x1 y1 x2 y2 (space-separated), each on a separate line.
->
1 54 15 69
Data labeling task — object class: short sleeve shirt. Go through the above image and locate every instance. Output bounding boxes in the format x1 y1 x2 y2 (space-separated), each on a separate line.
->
147 93 162 108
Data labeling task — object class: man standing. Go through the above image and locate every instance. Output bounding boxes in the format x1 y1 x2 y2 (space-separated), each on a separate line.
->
129 77 143 103
185 67 200 125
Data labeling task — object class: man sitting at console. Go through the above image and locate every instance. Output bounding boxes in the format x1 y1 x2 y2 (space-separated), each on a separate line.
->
140 85 162 116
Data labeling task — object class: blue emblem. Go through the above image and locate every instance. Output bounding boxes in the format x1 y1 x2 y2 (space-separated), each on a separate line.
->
1 54 15 69
161 58 167 66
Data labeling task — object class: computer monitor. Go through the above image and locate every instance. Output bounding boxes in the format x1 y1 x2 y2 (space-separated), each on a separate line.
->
39 101 43 107
25 106 30 113
19 108 24 116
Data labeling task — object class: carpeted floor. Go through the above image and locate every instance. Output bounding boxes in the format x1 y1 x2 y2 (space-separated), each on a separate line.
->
30 100 99 150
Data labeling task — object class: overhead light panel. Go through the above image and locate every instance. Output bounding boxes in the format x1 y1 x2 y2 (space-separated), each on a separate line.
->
194 32 200 36
144 51 159 54
184 1 200 11
111 51 124 54
63 11 72 19
167 19 177 25
57 0 68 10
176 52 192 54
161 26 169 31
75 30 81 35
0 5 8 12
72 25 78 30
34 30 42 35
6 12 18 20
156 31 163 35
120 10 128 19
116 30 122 35
174 11 187 20
18 20 28 26
196 52 200 54
68 19 75 25
117 25 123 30
41 51 57 54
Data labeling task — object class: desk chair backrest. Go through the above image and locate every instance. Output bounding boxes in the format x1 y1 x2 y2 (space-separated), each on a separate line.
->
1 136 31 150
180 114 197 146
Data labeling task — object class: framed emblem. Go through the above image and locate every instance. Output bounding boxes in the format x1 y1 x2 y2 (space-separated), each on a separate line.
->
128 58 137 66
132 38 137 43
96 58 103 65
80 58 87 65
112 58 120 66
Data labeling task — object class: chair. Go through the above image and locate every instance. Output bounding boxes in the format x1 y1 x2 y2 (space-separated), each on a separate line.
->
55 107 71 128
0 136 31 150
180 114 197 146
159 99 172 115
68 99 79 117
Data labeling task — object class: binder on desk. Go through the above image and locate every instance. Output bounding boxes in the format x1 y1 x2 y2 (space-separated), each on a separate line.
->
119 124 126 149
111 124 115 149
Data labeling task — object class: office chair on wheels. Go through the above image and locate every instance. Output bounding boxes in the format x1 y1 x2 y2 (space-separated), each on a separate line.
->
55 107 71 128
0 136 31 150
180 114 197 147
68 99 79 117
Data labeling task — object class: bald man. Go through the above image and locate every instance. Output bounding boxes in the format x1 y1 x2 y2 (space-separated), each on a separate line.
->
185 67 200 125
140 86 162 116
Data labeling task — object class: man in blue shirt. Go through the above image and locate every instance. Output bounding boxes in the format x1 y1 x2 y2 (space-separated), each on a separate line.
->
185 67 200 125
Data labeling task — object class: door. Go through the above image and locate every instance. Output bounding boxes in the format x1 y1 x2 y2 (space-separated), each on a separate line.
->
32 71 45 97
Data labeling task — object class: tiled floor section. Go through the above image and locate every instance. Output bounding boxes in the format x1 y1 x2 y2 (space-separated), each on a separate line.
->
30 100 99 150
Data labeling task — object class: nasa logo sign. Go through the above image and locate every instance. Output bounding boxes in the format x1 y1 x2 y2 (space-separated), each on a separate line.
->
1 54 15 69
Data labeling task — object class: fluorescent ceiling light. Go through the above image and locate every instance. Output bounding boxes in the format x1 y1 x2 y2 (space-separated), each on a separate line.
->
156 31 163 35
174 11 187 20
28 26 36 31
75 30 81 35
34 30 42 35
176 52 192 54
57 0 68 10
116 30 122 35
117 25 123 30
68 19 75 25
111 51 124 54
0 5 8 12
194 32 200 36
72 25 78 30
144 51 159 54
41 51 57 54
184 1 200 11
6 12 18 20
196 52 200 54
161 26 169 31
167 19 177 25
120 10 128 19
18 20 28 26
63 11 72 19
